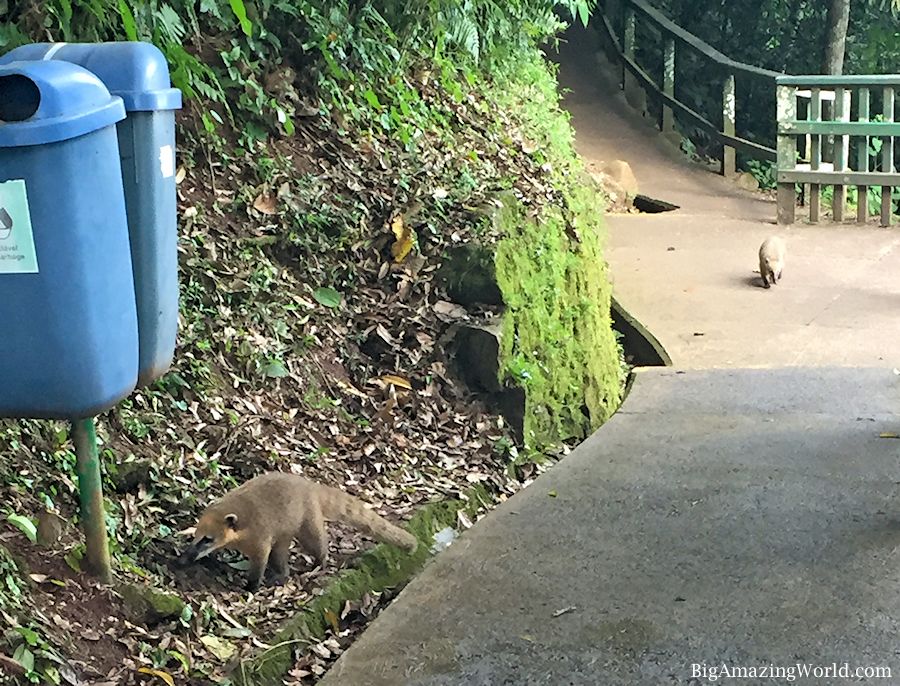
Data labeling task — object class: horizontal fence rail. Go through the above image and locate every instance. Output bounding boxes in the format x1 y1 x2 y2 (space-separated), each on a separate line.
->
777 76 899 226
596 0 900 227
597 0 778 177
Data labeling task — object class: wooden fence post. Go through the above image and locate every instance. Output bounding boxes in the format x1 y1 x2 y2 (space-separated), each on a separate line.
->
857 87 870 224
776 83 797 224
809 88 822 223
832 87 850 222
882 86 895 227
722 73 736 177
662 37 675 134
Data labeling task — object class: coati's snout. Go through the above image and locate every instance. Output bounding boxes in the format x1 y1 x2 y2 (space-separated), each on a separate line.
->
178 512 239 565
178 536 216 565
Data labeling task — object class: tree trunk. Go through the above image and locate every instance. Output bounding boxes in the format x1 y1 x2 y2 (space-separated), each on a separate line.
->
822 0 850 74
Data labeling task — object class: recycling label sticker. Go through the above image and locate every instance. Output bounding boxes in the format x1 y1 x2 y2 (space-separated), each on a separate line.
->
159 145 175 179
0 179 39 274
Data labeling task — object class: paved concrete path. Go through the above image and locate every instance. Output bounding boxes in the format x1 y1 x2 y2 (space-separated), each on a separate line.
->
321 26 900 686
323 368 900 685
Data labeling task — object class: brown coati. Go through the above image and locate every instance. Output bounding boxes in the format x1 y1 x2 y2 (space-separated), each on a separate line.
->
179 472 417 590
759 236 786 288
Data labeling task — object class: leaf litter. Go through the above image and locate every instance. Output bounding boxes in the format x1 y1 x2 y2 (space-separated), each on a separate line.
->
0 46 595 686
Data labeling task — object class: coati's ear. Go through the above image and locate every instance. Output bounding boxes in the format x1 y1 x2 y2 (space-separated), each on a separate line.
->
224 513 239 529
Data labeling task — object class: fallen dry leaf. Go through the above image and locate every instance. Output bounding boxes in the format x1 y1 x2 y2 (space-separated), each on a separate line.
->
137 667 175 686
200 635 236 662
390 214 415 263
253 192 278 215
377 374 413 391
323 608 341 634
433 300 467 319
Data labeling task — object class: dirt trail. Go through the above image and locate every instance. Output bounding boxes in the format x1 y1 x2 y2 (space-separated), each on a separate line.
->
560 25 900 369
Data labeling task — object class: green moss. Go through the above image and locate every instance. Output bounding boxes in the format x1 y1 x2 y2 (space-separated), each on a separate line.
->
118 583 186 625
488 53 624 450
494 189 621 448
235 488 491 685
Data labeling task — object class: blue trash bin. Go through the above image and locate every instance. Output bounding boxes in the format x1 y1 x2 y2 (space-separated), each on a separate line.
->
2 42 183 387
0 60 138 419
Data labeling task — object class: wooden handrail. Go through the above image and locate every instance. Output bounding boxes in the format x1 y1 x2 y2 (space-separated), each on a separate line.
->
778 75 900 87
597 0 779 176
626 0 781 81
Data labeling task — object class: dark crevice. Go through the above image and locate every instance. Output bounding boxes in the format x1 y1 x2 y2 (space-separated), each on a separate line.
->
633 194 680 213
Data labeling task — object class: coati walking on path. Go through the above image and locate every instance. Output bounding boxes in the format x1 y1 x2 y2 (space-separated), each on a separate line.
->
179 472 418 590
759 236 786 288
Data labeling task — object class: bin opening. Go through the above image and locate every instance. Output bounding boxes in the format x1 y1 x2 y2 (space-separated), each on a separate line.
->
0 75 40 122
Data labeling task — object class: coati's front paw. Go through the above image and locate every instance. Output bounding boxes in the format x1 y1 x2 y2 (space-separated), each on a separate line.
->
245 577 262 592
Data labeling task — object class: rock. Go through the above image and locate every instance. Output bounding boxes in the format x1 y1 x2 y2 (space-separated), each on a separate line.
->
37 511 66 547
455 324 503 394
119 583 186 626
587 171 631 213
736 171 760 192
437 244 504 307
596 160 639 198
111 460 152 493
454 324 525 443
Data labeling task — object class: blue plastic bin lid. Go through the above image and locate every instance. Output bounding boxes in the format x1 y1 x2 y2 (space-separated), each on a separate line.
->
0 42 182 112
0 60 126 148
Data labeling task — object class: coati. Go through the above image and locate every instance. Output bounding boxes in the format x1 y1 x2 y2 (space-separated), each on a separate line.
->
179 472 417 590
759 235 786 288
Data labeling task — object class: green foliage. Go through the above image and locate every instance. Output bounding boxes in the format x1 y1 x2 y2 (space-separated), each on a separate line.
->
746 159 777 190
2 1 595 148
0 545 25 610
6 514 37 543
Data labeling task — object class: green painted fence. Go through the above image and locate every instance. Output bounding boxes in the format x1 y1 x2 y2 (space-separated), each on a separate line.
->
776 75 899 226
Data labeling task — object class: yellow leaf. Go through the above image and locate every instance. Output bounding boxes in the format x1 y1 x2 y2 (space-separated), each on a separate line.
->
390 215 415 263
199 635 236 662
323 608 341 634
880 432 900 439
334 378 368 399
379 374 412 390
28 573 65 587
137 667 175 686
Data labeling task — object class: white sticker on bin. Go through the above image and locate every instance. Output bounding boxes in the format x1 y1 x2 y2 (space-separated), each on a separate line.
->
0 180 39 274
159 145 175 179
